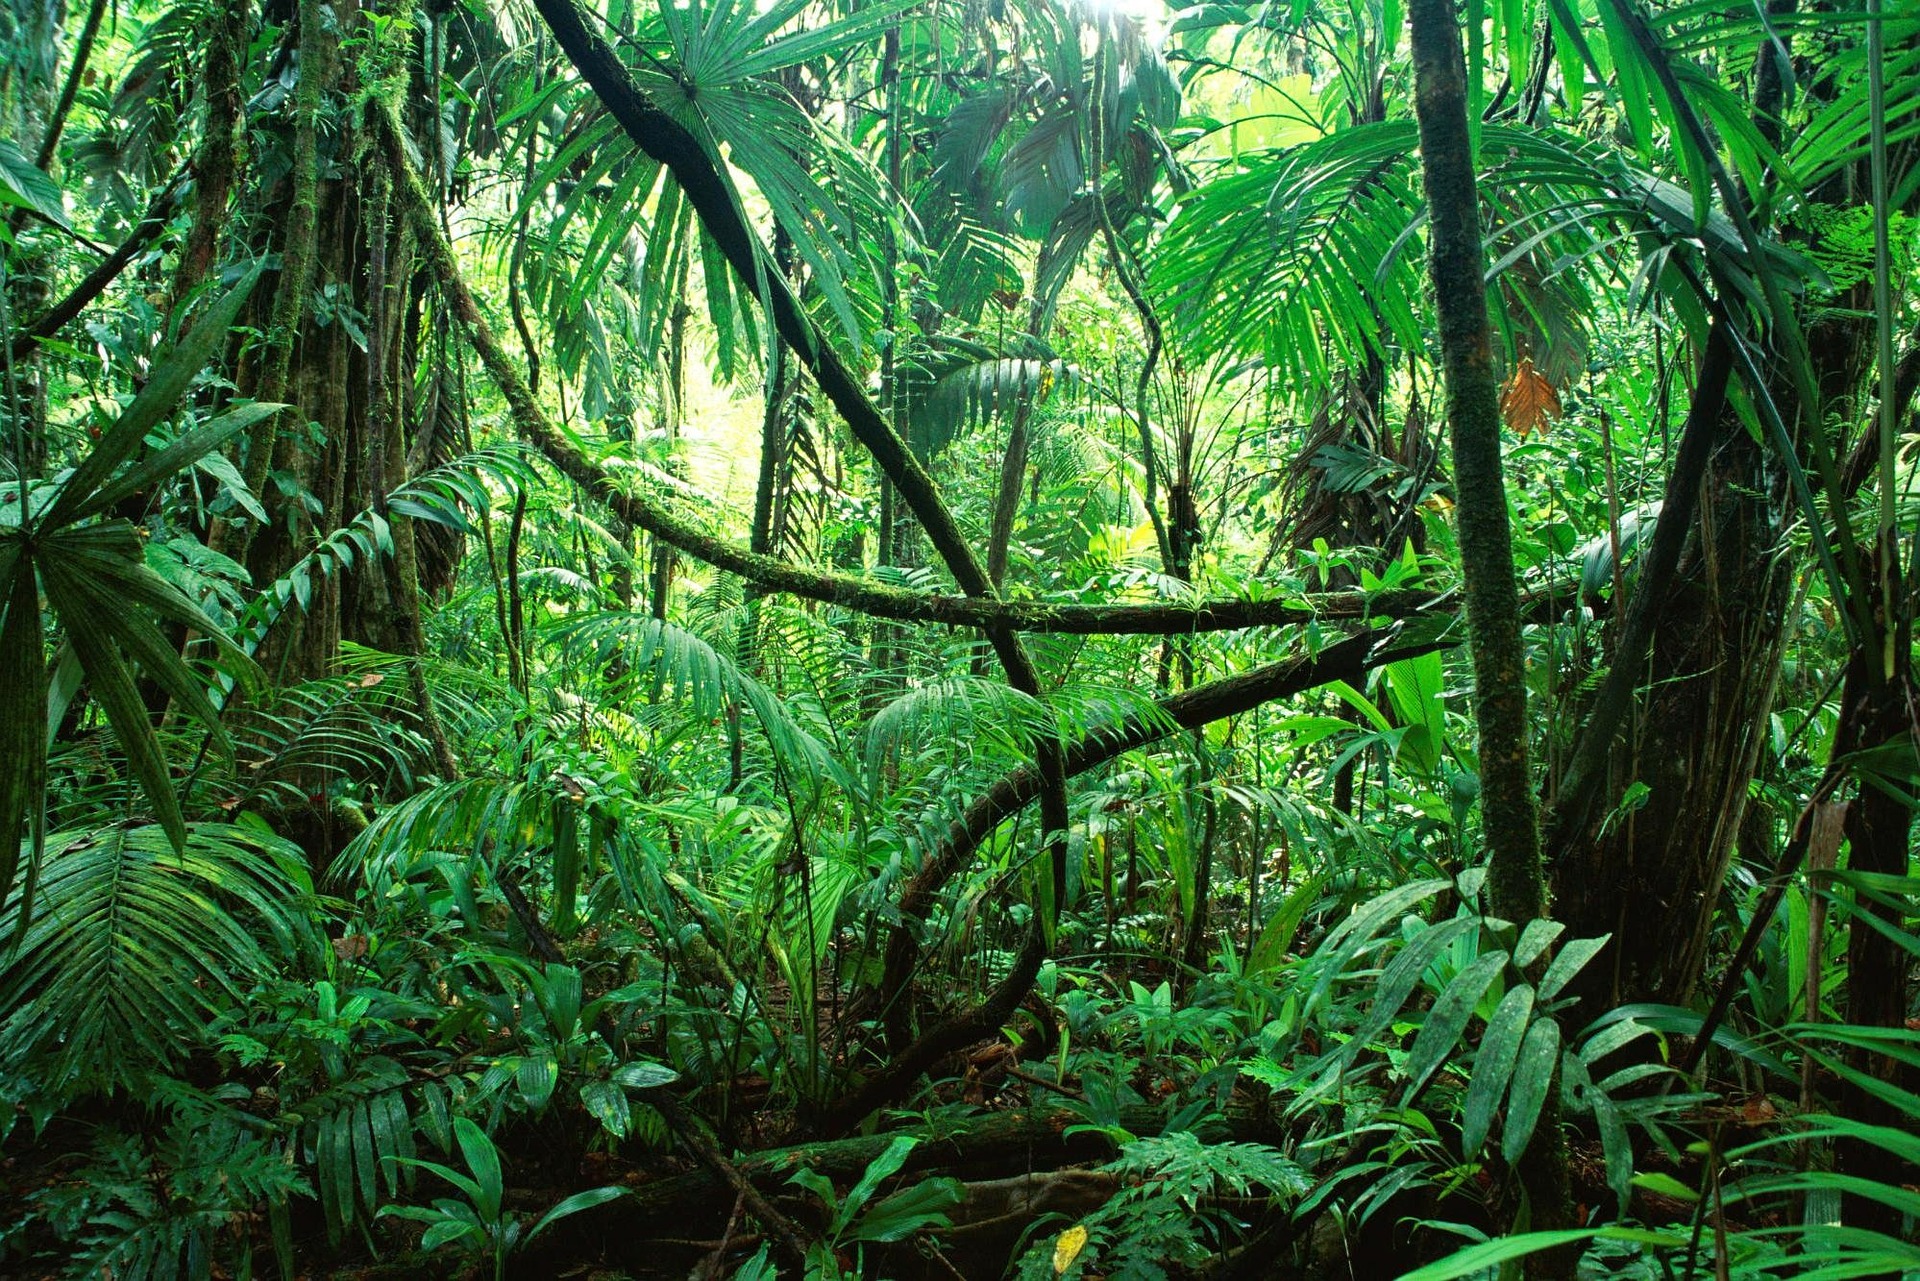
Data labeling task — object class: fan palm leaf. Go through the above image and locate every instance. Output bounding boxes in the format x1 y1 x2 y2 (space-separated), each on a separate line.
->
0 266 272 924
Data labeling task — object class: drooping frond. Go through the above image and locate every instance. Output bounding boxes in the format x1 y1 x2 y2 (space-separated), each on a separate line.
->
545 610 859 797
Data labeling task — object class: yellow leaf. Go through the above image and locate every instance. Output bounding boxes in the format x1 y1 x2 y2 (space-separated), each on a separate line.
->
1054 1224 1089 1274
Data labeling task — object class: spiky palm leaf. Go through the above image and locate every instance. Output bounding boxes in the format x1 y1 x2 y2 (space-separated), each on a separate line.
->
548 610 858 797
0 267 271 923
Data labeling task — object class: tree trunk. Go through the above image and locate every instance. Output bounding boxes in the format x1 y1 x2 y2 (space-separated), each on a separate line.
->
1407 0 1572 1265
169 1 247 309
1551 422 1792 1006
1834 619 1915 1249
233 4 440 694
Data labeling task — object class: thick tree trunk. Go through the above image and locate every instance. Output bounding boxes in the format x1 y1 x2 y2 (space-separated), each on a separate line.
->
1552 288 1877 1011
1552 423 1792 1005
235 6 438 692
1834 626 1915 1248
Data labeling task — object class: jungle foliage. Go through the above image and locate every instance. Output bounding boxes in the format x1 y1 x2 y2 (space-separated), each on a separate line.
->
0 0 1916 1276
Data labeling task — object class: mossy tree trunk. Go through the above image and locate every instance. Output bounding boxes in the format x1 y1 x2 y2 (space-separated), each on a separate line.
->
1407 0 1572 1266
227 0 452 702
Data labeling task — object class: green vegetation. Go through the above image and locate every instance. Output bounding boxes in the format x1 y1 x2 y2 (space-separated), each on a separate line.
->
0 0 1915 1276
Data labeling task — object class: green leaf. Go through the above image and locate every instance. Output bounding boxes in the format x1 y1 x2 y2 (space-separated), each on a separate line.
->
551 800 581 935
0 823 315 1094
1303 879 1451 1015
581 1079 631 1139
1248 873 1328 975
44 264 264 529
1630 1171 1698 1202
38 558 189 852
527 1186 627 1242
42 525 259 678
852 1177 963 1243
37 540 234 757
613 1060 679 1090
1403 948 1508 1103
1537 934 1610 1003
1592 1090 1633 1210
1380 650 1446 771
451 1117 503 1221
1462 984 1535 1155
1501 1017 1562 1165
1396 1230 1598 1281
77 402 285 523
352 1100 379 1209
1512 919 1564 971
0 558 47 922
841 1135 918 1231
0 140 68 228
193 449 270 522
420 1218 484 1252
1337 916 1481 1073
517 1054 559 1111
387 495 468 530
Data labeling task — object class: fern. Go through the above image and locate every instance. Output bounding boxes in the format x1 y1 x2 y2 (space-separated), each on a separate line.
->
236 448 536 658
226 668 433 810
1017 1130 1309 1281
28 1110 308 1281
546 610 859 798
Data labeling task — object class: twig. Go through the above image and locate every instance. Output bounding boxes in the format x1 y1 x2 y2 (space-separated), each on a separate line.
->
1002 1066 1084 1100
694 1192 747 1281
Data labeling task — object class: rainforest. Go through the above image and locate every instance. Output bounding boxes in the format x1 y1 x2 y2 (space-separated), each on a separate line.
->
0 0 1915 1276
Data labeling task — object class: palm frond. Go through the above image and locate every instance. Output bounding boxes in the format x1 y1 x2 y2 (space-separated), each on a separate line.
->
0 824 319 1098
548 610 858 797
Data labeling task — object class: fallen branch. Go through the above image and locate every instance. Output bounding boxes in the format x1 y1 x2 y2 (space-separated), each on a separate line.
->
652 1092 813 1272
609 1103 1268 1222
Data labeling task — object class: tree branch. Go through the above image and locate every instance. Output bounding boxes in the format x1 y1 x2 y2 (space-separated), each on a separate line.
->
841 623 1457 1134
9 175 186 363
526 2 1075 1029
378 108 1473 639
